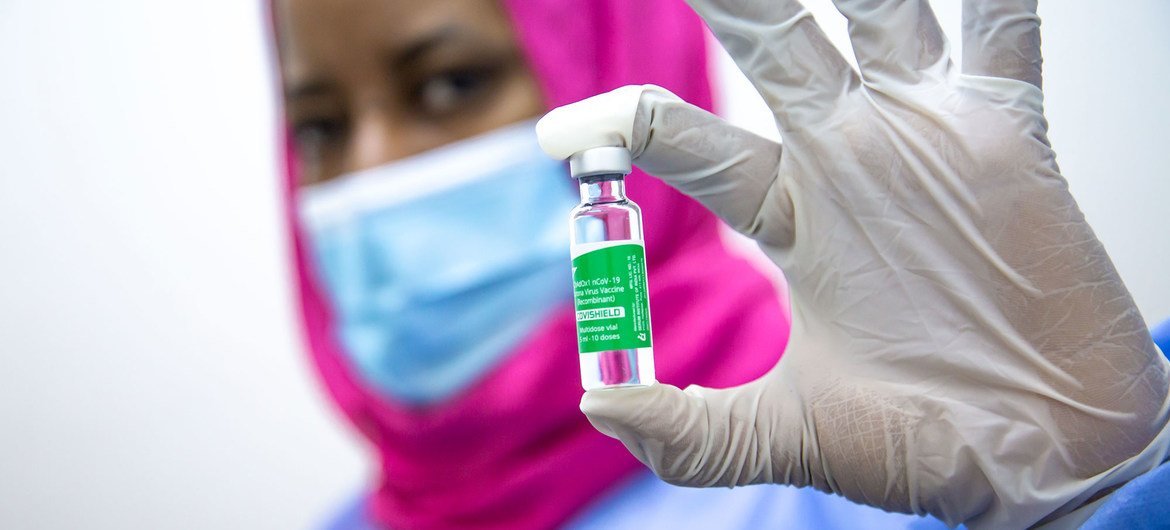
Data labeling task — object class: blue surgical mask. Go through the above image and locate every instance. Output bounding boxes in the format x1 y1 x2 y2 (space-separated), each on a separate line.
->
298 120 576 405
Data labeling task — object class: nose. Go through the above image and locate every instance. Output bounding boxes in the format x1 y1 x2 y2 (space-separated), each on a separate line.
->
343 104 461 174
346 109 414 173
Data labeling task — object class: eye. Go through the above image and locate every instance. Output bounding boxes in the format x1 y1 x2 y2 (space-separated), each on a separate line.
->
411 65 499 118
291 117 348 154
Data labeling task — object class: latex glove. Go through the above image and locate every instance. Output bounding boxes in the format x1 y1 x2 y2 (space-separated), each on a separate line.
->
536 1 1170 528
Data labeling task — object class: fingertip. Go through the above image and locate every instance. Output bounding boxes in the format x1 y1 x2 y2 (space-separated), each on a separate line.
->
579 383 667 416
534 85 647 161
534 109 570 160
580 384 680 441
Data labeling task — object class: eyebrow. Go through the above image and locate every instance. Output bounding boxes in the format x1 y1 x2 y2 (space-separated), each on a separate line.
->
284 25 486 100
286 78 336 100
390 25 479 69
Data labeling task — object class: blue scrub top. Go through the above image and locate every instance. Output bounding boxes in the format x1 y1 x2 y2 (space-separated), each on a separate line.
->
565 471 950 530
325 471 951 529
1151 318 1170 358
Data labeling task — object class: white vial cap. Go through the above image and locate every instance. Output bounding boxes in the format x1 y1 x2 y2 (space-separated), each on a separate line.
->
569 146 631 179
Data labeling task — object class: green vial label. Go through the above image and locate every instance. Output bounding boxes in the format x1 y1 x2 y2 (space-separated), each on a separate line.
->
571 241 653 354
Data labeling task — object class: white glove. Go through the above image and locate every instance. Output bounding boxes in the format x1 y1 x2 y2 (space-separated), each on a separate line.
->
536 1 1170 528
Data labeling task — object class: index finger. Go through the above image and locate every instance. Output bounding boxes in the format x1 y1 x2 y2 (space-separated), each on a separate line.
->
536 85 791 246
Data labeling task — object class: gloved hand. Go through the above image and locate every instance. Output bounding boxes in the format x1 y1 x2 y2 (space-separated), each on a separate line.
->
535 1 1170 528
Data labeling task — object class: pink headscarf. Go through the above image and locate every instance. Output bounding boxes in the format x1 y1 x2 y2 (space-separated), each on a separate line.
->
276 1 790 528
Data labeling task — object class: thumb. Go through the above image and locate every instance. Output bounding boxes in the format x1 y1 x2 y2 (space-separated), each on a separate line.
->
580 381 786 488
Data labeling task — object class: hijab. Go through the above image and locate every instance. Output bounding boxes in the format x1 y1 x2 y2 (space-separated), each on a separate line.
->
274 1 790 527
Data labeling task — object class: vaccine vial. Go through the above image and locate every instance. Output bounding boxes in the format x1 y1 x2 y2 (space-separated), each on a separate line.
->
568 146 656 390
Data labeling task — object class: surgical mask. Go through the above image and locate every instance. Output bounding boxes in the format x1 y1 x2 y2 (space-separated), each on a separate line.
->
298 120 576 405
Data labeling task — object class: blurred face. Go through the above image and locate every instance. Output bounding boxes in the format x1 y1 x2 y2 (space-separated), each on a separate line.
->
276 0 545 185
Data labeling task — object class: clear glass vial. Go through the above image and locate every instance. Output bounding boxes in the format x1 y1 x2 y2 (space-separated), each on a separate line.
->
568 146 656 390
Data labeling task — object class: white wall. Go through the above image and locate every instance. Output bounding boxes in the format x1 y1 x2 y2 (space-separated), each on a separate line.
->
0 2 367 529
0 2 1166 529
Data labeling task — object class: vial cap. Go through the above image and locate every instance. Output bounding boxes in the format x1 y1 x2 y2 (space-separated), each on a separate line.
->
568 146 632 179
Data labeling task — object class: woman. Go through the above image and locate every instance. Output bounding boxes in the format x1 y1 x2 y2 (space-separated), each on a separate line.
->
272 0 945 528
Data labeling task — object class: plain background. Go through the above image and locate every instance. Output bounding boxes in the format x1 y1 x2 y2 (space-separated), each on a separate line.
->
1 1 1166 529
